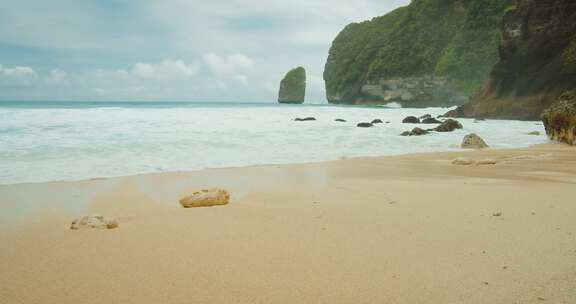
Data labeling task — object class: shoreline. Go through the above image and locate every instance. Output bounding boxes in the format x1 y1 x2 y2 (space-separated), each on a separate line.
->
0 141 552 187
1 143 575 303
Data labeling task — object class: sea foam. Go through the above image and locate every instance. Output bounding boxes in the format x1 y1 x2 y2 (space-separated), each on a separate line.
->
0 102 548 184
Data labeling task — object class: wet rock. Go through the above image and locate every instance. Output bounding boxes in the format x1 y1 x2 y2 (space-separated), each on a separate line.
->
294 117 316 121
419 114 432 120
435 119 463 132
180 189 230 208
335 119 347 122
401 127 429 136
527 131 541 135
70 215 119 230
421 117 442 124
402 116 420 124
357 122 374 128
542 90 576 145
461 133 489 149
371 119 384 124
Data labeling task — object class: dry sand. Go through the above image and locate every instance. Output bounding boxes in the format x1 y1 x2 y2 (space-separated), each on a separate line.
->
1 144 575 304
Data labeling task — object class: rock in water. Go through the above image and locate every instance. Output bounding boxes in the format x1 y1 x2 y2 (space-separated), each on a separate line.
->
294 117 316 122
180 189 230 208
335 119 347 122
542 91 576 145
461 133 489 149
401 127 429 136
70 215 119 230
371 119 384 124
421 117 442 124
435 119 463 132
278 67 306 104
357 123 374 128
402 116 420 124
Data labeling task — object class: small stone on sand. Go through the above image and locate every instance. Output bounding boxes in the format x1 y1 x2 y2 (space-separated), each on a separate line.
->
452 157 475 165
179 188 230 208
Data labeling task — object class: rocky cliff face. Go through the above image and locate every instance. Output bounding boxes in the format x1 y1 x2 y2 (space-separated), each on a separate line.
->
323 0 508 107
542 90 576 145
278 67 306 104
447 0 576 120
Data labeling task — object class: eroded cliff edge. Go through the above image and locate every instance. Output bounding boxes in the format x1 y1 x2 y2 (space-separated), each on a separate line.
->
447 0 576 120
323 0 508 107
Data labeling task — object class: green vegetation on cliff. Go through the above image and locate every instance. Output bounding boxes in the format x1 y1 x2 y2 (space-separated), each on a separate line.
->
278 67 306 104
324 0 509 104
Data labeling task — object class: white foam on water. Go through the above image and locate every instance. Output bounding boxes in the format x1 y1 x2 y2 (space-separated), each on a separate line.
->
0 103 549 184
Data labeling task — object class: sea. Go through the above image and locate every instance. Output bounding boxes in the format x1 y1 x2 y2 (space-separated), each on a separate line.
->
0 101 549 185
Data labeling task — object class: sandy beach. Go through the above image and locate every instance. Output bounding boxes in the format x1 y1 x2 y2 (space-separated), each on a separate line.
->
1 143 575 304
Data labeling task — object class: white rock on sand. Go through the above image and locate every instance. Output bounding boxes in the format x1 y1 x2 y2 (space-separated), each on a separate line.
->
179 188 230 208
70 215 119 230
452 157 475 165
461 133 489 149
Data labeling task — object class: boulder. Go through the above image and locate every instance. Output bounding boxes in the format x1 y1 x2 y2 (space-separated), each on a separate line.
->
294 117 316 121
70 215 119 230
180 189 230 208
357 122 374 128
419 114 432 120
542 91 576 145
435 119 463 132
402 116 420 124
527 131 541 136
371 119 384 124
421 117 442 124
278 67 306 104
452 157 474 165
401 127 429 136
461 133 489 149
335 119 347 122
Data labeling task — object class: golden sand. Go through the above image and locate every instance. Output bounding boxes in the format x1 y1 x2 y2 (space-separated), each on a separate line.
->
1 144 575 303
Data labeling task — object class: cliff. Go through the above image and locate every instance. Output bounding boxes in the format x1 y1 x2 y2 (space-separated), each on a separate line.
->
323 0 509 107
447 0 576 120
278 67 306 104
542 90 576 145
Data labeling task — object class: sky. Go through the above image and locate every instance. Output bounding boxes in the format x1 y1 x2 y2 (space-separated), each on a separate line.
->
0 0 410 103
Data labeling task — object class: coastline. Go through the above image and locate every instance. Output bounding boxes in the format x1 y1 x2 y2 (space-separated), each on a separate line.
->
1 143 575 303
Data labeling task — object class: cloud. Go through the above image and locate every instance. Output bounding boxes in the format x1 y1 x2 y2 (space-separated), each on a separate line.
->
0 64 37 86
131 59 200 80
0 0 411 101
46 69 69 86
202 53 254 75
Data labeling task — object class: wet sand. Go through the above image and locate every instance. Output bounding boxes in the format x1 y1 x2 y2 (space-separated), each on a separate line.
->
1 144 575 303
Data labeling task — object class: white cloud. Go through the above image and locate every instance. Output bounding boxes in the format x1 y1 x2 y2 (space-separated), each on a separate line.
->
46 69 70 86
131 59 199 80
0 64 37 86
202 53 254 76
0 64 37 78
0 0 411 101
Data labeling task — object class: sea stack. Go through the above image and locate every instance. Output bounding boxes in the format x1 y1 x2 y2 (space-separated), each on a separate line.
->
278 67 306 104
